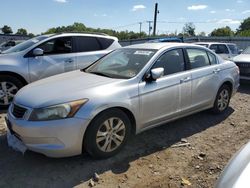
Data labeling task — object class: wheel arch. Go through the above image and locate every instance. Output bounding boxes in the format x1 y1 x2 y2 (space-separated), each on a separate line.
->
219 80 233 96
82 106 137 155
0 71 28 86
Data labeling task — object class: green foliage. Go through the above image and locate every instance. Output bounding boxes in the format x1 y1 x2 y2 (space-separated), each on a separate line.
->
238 17 250 32
210 26 234 37
1 25 13 34
43 22 147 40
236 17 250 36
182 22 196 37
16 28 28 35
236 30 250 37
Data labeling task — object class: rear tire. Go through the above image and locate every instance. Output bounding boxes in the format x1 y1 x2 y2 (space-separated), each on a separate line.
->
0 75 24 109
211 85 231 114
84 109 131 159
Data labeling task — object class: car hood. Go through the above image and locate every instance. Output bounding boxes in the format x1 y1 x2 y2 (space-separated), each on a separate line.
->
233 54 250 63
14 70 122 108
216 141 250 188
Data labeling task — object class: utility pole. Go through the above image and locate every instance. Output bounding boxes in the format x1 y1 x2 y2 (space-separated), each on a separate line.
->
153 3 159 36
146 21 153 36
139 22 142 37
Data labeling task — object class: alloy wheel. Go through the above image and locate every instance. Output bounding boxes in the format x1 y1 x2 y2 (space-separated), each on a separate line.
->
217 89 230 111
0 81 18 105
96 117 126 152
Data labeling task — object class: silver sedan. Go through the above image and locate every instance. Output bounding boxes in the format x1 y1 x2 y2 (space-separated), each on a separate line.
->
6 43 239 158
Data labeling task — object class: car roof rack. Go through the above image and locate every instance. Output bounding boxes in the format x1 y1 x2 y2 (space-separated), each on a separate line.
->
55 32 110 36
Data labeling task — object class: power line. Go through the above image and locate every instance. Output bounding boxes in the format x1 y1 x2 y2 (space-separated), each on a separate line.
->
111 22 141 30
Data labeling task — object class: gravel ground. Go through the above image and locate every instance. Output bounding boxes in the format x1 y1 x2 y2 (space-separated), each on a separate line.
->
0 83 249 188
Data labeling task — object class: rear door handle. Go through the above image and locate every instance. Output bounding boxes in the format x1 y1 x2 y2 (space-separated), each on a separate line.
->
213 68 221 73
180 77 191 83
65 59 74 63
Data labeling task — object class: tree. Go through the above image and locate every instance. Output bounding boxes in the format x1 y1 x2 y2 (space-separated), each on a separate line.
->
236 17 250 36
42 22 147 40
238 17 250 32
182 22 196 36
16 28 28 35
28 33 35 37
198 31 206 37
1 25 13 34
210 26 234 37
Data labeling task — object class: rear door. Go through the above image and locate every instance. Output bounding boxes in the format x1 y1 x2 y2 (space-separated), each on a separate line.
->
73 36 110 69
185 48 221 110
28 37 77 82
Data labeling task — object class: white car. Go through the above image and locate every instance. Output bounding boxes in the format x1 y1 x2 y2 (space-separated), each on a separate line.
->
216 141 250 188
195 42 240 60
232 46 250 80
0 33 121 107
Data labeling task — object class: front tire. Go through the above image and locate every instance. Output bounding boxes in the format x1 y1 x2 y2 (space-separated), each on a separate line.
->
84 109 131 159
211 85 231 114
0 75 23 109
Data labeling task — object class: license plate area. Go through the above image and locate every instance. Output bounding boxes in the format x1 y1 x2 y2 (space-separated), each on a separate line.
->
5 117 22 141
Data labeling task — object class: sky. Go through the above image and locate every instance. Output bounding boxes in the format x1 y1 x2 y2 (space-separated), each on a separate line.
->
1 0 250 35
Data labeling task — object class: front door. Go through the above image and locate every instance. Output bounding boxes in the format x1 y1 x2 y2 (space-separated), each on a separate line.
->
139 48 191 129
28 37 77 82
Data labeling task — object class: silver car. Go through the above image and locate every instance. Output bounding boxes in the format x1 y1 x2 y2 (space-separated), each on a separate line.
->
0 33 120 107
232 46 250 80
6 43 239 158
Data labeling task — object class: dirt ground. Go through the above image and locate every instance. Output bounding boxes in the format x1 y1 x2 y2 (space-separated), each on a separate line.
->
0 83 249 188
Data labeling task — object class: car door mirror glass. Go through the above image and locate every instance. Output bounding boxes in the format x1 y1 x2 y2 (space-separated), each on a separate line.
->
151 67 164 80
33 48 44 56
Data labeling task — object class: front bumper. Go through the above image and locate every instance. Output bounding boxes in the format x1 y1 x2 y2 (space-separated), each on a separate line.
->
6 111 91 158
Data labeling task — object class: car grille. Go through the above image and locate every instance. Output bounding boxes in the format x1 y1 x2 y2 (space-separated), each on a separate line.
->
235 62 250 77
12 104 27 119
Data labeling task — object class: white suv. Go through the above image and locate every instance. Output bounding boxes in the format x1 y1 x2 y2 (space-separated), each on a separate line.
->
0 33 121 107
195 42 239 60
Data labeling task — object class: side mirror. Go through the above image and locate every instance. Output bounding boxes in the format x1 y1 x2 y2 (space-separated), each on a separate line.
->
150 67 164 80
239 49 243 54
33 48 44 56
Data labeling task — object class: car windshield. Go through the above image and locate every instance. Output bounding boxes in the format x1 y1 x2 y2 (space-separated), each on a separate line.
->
2 35 49 54
242 46 250 54
228 44 239 54
85 48 157 79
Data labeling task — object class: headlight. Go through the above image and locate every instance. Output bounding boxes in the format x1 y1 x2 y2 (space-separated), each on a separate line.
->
29 99 88 121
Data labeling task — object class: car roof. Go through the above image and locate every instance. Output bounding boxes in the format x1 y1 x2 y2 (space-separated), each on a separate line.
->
124 42 204 50
195 42 236 45
52 32 118 40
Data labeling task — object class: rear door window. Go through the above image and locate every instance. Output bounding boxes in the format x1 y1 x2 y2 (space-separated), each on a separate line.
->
75 36 102 52
97 37 114 49
186 49 210 69
207 52 217 65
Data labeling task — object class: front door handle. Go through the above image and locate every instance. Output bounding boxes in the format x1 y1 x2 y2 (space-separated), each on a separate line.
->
180 77 191 83
65 59 74 63
213 68 221 73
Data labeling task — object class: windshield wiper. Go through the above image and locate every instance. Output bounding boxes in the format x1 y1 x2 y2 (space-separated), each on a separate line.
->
89 71 112 78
